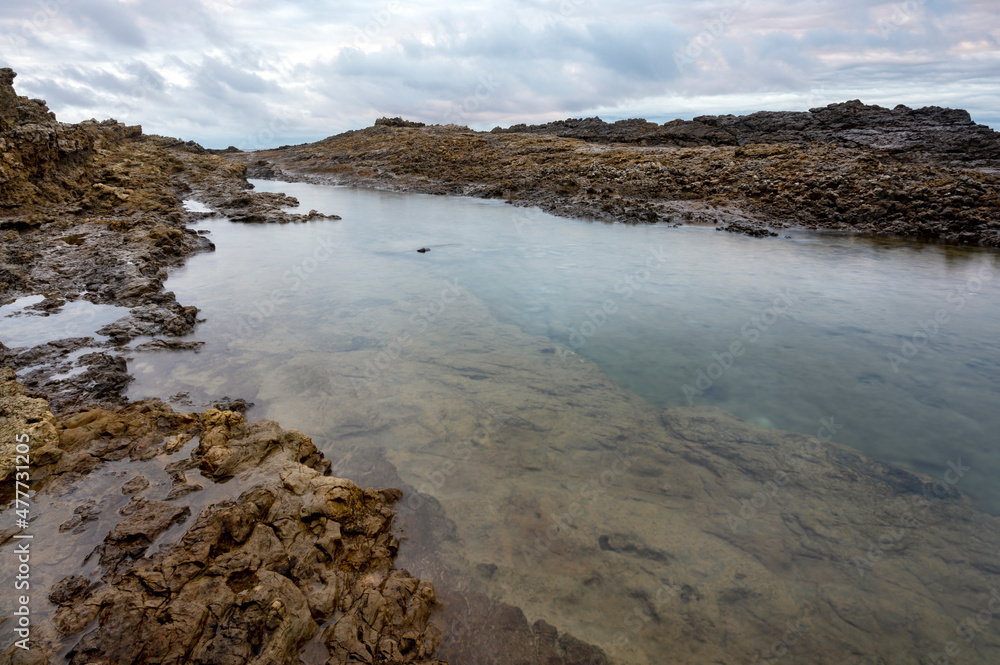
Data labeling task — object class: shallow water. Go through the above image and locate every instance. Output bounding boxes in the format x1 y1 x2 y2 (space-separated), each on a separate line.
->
182 198 213 213
123 181 1000 663
133 181 1000 512
0 296 130 348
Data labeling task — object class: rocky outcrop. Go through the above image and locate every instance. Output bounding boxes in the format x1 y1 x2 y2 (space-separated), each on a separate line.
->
376 117 427 128
696 100 1000 167
491 101 1000 168
0 371 445 665
0 366 58 483
244 119 1000 246
0 68 147 214
493 116 737 147
0 69 347 410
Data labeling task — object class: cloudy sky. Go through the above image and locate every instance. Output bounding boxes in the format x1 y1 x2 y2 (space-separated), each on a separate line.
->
1 0 998 148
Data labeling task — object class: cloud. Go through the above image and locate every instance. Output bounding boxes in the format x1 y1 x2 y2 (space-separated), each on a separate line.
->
0 0 996 147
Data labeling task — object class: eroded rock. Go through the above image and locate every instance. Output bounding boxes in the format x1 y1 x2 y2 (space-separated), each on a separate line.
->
0 372 447 665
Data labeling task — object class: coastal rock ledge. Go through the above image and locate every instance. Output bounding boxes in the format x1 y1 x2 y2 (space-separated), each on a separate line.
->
0 369 444 665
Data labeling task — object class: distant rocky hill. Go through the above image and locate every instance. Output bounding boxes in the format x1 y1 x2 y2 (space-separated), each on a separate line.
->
492 101 1000 168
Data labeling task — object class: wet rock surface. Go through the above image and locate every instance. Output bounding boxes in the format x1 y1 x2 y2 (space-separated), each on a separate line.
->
4 64 1000 665
0 68 345 409
244 104 1000 246
1 368 608 663
0 373 450 665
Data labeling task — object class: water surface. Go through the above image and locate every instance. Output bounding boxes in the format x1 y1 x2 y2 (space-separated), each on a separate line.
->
134 181 1000 511
124 181 1000 663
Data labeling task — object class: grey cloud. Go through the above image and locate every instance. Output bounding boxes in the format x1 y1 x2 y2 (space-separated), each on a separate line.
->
1 0 996 147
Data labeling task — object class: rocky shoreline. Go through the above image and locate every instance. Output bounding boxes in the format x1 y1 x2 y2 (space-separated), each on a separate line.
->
240 103 1000 246
3 65 1000 664
0 369 444 665
1 68 614 664
0 67 444 664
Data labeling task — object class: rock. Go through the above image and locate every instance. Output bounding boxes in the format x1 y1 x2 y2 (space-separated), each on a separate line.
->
0 367 59 483
133 338 205 352
165 482 203 500
717 220 778 237
58 500 102 534
48 575 92 606
244 110 1000 247
490 102 1000 168
210 396 254 413
0 70 219 407
375 117 427 128
435 596 609 665
92 498 191 574
0 377 447 665
120 475 149 494
694 100 1000 167
493 115 736 147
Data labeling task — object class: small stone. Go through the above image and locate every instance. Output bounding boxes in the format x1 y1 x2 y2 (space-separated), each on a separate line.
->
121 475 149 494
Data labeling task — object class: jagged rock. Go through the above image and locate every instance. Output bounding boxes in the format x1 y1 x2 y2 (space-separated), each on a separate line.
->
210 396 254 413
490 101 1000 167
245 108 1000 247
133 338 205 352
376 117 427 128
494 116 737 147
0 366 59 483
0 372 447 665
120 475 149 494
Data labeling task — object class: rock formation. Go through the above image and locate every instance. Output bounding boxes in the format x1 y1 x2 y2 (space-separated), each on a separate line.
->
0 371 445 665
243 110 1000 245
491 100 1000 168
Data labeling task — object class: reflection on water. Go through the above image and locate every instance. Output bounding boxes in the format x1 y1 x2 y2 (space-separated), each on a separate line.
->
0 296 130 349
139 180 1000 512
124 181 1000 663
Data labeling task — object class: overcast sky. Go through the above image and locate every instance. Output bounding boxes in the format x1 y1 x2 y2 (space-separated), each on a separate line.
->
1 0 998 148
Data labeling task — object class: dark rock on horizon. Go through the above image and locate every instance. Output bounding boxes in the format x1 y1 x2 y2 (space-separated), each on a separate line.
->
376 116 427 128
492 100 1000 167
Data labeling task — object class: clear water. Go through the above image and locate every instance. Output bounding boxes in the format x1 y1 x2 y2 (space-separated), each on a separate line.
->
133 180 1000 511
124 181 1000 663
182 198 213 213
0 296 130 348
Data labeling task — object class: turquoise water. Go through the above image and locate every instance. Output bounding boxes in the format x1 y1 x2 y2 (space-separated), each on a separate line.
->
122 180 1000 663
131 180 1000 512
